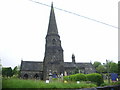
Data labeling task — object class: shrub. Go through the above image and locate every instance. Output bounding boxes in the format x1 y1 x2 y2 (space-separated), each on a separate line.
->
64 73 86 81
74 73 87 81
2 67 13 77
64 76 69 81
69 75 75 81
86 73 104 86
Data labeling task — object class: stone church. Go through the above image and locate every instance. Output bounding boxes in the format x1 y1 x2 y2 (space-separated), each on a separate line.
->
20 3 96 80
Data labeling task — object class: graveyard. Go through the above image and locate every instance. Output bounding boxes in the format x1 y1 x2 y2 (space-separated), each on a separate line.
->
2 73 120 88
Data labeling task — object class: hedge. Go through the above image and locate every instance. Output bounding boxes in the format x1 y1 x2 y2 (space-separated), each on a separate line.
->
64 73 104 86
86 73 104 86
74 73 87 81
64 76 69 81
64 73 87 81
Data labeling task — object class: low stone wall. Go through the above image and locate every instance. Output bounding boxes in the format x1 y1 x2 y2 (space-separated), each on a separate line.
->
97 85 120 90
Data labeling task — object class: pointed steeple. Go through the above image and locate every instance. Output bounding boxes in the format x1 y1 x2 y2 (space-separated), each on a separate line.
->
43 3 64 80
47 2 58 35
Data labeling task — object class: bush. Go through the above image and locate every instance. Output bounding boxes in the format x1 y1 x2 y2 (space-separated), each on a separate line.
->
64 73 86 81
86 73 104 86
64 73 104 86
2 67 13 77
64 76 70 81
69 75 75 81
74 73 87 81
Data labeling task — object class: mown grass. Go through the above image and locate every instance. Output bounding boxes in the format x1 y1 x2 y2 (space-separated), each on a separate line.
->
2 78 97 88
100 80 120 86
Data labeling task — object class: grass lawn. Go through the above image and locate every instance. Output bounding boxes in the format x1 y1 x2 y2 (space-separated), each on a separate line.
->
2 78 97 88
101 80 120 86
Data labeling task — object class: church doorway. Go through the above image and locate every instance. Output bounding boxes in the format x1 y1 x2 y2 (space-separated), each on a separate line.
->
34 74 39 79
23 74 28 79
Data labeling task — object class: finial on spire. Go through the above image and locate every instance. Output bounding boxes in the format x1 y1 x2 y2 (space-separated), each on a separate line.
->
72 54 75 58
51 2 53 8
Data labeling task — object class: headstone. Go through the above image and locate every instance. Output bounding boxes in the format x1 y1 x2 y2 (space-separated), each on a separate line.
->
64 71 67 76
46 80 49 83
77 81 80 84
61 73 63 81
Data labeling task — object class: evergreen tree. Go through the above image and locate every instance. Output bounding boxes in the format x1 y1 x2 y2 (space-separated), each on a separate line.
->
93 61 101 69
2 67 13 77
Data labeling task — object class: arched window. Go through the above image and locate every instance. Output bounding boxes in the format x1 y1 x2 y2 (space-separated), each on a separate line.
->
34 74 39 79
23 74 28 79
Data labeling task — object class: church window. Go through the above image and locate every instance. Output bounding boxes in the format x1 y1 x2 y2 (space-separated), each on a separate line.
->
23 74 28 79
34 73 39 79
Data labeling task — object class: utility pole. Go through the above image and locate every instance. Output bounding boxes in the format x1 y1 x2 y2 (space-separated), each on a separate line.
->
106 59 110 84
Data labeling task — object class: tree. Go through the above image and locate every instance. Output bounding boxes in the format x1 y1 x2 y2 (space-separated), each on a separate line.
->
12 66 18 75
109 62 118 73
96 65 106 73
12 66 20 77
72 68 79 74
104 61 118 73
2 67 13 77
118 61 120 75
93 61 101 69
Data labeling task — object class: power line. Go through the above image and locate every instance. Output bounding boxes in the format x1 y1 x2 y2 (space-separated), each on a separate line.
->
30 0 119 29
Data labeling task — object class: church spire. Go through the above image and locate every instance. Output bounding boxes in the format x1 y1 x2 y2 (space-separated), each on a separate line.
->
47 2 58 35
43 3 64 80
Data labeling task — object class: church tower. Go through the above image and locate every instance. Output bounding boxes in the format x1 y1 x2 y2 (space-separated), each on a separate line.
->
43 3 64 80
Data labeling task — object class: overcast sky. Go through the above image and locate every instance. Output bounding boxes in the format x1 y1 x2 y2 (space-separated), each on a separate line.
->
0 0 119 68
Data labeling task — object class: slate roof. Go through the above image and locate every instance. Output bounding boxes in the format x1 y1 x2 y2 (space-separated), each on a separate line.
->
20 61 43 71
64 62 94 68
20 61 95 72
64 62 76 68
76 62 93 67
64 62 96 73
